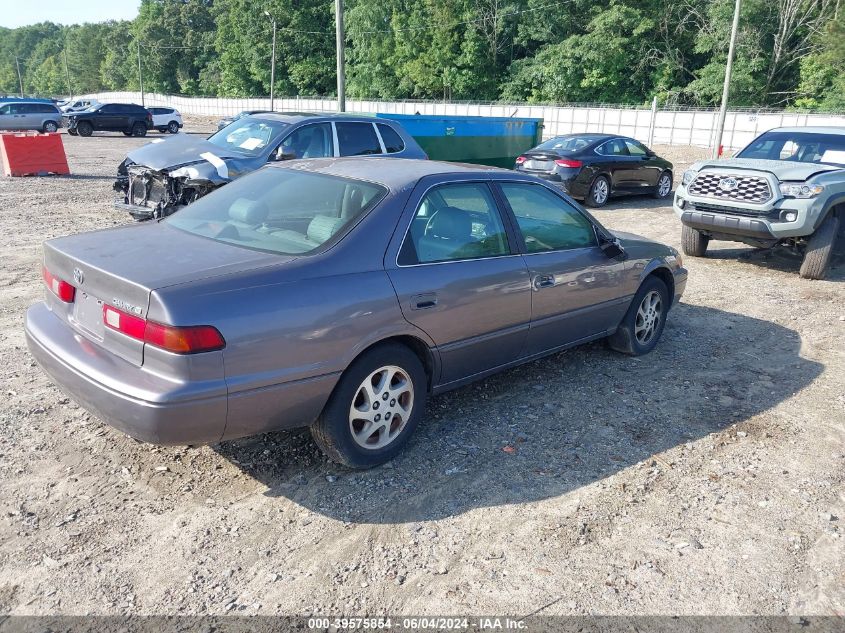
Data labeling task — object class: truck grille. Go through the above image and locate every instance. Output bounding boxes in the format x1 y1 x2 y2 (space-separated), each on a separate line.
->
688 173 772 204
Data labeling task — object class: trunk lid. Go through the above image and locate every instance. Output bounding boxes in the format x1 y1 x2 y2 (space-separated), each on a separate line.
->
521 151 563 172
43 221 288 365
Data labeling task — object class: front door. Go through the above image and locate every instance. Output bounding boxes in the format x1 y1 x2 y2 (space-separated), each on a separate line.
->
622 138 662 188
496 182 628 356
387 180 532 386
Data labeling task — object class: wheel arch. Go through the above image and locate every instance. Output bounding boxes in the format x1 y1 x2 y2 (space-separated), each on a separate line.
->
640 261 675 305
343 333 439 393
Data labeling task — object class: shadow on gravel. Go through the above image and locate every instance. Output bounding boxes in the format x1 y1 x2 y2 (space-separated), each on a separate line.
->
704 234 845 282
214 303 823 524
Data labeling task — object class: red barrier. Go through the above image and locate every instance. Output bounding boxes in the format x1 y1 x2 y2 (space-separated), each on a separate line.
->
0 132 70 177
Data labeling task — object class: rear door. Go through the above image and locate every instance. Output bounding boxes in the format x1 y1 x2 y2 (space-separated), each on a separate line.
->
496 181 628 355
595 138 639 192
386 178 532 386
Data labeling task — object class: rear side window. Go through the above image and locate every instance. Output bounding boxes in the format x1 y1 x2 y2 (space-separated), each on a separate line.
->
399 183 510 265
500 183 596 252
596 139 628 156
377 123 405 153
336 122 382 156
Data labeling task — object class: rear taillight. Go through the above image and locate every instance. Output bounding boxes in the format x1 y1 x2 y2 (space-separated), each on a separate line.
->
515 156 527 164
42 266 76 303
555 158 583 168
103 306 225 354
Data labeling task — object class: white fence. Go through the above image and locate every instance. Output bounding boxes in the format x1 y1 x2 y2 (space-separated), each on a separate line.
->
81 91 845 151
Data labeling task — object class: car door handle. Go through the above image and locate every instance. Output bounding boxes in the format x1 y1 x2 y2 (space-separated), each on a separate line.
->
533 274 555 289
411 293 437 310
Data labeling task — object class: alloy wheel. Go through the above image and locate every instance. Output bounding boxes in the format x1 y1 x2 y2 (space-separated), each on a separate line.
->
348 365 414 450
658 174 672 197
593 179 609 205
635 290 662 345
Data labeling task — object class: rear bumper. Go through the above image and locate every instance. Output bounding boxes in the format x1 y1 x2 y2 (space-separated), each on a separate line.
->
25 302 228 445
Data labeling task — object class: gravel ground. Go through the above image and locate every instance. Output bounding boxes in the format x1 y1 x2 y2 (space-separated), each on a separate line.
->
0 119 843 617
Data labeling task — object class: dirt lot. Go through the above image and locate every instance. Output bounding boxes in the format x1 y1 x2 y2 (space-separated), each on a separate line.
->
0 118 843 618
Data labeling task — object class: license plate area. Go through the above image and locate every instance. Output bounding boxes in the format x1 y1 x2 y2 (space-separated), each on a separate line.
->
71 292 105 340
527 159 552 171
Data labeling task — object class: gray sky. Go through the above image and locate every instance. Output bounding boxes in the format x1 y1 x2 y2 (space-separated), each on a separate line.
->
2 0 140 28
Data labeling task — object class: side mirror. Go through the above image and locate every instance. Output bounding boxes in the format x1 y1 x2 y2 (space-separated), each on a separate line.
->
271 148 296 162
645 149 656 157
600 235 626 259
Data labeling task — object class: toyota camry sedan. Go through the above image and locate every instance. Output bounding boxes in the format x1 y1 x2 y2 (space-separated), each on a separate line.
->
26 158 687 468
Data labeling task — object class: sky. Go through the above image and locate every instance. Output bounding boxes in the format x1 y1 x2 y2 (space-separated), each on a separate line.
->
1 0 141 28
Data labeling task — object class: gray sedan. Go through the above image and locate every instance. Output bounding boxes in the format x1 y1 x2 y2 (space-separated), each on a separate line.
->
26 159 687 468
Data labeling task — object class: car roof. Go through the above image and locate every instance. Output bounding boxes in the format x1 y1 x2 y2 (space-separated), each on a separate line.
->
269 157 510 187
766 126 845 136
250 112 391 125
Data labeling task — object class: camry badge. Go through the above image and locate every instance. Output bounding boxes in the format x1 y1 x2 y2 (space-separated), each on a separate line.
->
718 177 738 191
72 268 84 285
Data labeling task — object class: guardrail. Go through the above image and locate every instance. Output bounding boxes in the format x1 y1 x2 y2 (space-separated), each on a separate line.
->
76 92 845 151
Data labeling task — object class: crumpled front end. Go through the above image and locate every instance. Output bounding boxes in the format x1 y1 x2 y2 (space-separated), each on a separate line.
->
113 159 225 221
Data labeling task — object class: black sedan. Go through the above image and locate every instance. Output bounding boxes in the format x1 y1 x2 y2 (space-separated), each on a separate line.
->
514 134 673 207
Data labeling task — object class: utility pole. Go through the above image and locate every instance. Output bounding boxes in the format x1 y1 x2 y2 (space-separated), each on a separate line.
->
15 57 24 97
63 49 73 99
712 0 741 158
137 41 145 107
264 12 277 111
335 0 345 112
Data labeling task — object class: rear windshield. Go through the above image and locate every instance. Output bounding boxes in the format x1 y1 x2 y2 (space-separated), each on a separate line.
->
535 135 605 152
737 131 845 167
166 168 386 255
207 117 289 156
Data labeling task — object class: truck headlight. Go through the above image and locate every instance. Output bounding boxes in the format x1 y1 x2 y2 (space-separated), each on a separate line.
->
779 182 824 198
681 170 697 186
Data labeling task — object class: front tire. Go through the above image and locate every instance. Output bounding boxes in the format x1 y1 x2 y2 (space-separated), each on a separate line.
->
311 343 427 469
76 121 93 137
653 171 673 199
800 213 840 280
608 276 669 356
67 129 78 136
681 224 709 257
585 175 610 208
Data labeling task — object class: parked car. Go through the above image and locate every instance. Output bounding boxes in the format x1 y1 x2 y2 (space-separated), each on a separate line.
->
217 110 273 131
60 98 100 113
26 158 687 468
0 101 62 132
149 106 183 134
675 126 845 280
514 133 674 208
114 112 427 220
63 103 152 138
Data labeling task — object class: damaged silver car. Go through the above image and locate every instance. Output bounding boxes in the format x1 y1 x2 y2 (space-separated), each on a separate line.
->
113 112 427 221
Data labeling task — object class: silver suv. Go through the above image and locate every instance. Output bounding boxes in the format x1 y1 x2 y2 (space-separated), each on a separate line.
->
674 127 845 279
0 101 63 133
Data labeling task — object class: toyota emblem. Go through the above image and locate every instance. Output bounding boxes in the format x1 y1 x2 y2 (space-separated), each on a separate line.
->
718 177 738 191
72 268 84 285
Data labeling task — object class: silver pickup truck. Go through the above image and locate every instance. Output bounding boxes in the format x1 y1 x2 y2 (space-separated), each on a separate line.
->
673 127 844 279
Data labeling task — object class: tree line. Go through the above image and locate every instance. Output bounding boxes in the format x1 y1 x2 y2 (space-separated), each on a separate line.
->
1 0 843 110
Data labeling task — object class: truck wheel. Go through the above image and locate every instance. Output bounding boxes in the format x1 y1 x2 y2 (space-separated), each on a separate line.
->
799 213 840 280
76 121 93 137
607 276 669 356
681 224 709 257
310 343 427 469
585 175 610 208
131 122 147 137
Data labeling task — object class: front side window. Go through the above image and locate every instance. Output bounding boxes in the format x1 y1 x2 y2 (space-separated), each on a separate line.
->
207 117 289 156
399 183 510 265
167 169 385 255
0 105 10 115
336 122 382 156
738 131 845 167
278 123 333 159
501 183 596 253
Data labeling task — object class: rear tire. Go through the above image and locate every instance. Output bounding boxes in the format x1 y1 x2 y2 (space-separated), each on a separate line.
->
42 120 58 133
681 224 709 257
653 171 673 199
310 343 428 469
167 121 179 134
76 121 93 137
608 276 669 356
585 175 610 208
799 213 840 280
131 122 147 137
